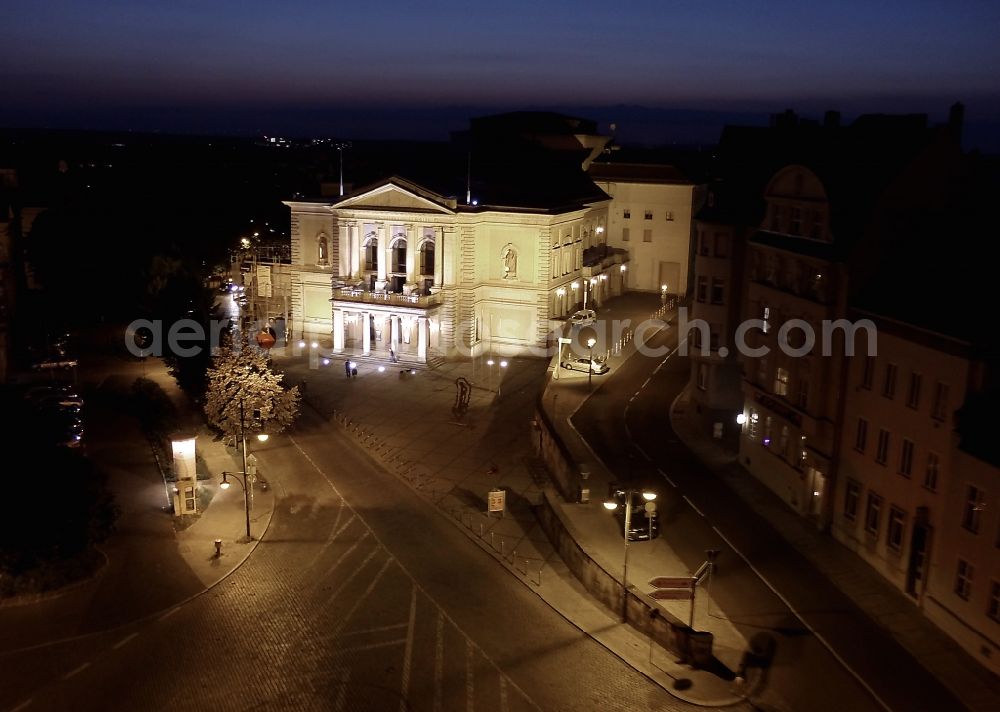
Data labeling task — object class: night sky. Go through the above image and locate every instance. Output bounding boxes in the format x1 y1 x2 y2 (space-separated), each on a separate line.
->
4 1 1000 146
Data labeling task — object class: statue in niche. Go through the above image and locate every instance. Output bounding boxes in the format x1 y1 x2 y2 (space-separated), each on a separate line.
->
502 244 518 280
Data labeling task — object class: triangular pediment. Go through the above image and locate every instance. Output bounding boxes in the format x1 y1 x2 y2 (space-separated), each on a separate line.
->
333 178 456 214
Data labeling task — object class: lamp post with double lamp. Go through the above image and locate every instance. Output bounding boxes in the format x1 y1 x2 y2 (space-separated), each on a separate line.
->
587 337 597 387
603 488 657 622
497 359 508 400
219 400 268 541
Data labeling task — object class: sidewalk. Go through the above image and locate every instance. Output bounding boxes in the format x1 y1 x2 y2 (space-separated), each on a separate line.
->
669 386 1000 712
278 293 759 709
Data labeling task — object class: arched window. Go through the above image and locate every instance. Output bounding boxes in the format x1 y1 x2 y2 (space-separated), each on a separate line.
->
420 240 434 275
317 234 328 264
364 234 378 271
390 236 407 274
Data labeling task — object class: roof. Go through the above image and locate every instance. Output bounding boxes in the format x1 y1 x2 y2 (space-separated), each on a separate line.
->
587 162 691 185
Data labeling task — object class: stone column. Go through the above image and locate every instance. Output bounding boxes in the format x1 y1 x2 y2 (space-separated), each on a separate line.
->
404 224 418 294
375 223 387 290
349 223 361 280
433 226 444 290
417 317 428 361
332 308 344 352
390 314 400 349
337 223 349 279
362 310 371 354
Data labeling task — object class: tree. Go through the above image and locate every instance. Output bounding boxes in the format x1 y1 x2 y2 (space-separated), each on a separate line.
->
204 336 300 442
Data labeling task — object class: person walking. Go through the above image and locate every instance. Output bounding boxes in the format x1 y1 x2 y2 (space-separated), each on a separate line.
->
345 360 351 378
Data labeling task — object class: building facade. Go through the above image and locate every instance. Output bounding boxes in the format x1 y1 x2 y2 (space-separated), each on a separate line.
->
589 163 699 296
285 177 618 363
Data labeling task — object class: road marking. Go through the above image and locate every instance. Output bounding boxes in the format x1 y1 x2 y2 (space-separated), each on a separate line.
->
338 638 407 654
399 585 417 712
320 526 369 582
708 525 893 712
657 469 677 488
9 699 32 712
324 542 378 606
634 444 651 461
112 633 138 650
466 638 475 712
499 676 509 712
157 607 180 622
641 377 651 389
302 499 349 570
434 610 444 712
330 557 393 639
62 662 90 680
682 496 704 517
341 622 407 638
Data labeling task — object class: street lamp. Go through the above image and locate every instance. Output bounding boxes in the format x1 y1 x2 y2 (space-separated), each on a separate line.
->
661 283 668 305
219 400 263 541
587 337 597 386
604 488 657 622
498 359 508 400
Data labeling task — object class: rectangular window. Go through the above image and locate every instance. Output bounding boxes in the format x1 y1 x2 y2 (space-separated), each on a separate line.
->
865 493 882 535
962 485 984 533
899 439 915 478
876 429 890 465
883 363 897 399
861 356 874 390
696 276 708 303
757 357 768 387
844 480 860 520
623 209 630 219
989 581 1000 622
622 227 630 242
906 372 922 409
711 278 725 305
762 416 773 447
747 410 760 440
955 559 973 600
762 305 771 334
789 206 802 235
644 209 653 220
698 231 710 255
697 363 708 390
888 507 906 551
774 367 790 396
709 325 720 351
796 376 809 409
932 382 949 421
665 211 675 221
642 229 652 243
855 418 868 453
924 452 939 491
714 233 729 258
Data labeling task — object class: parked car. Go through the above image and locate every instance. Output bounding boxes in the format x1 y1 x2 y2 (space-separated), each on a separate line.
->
35 410 84 449
560 356 610 375
25 385 83 408
608 487 660 541
568 309 597 327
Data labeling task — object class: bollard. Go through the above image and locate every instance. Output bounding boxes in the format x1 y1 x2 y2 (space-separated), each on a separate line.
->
214 539 223 558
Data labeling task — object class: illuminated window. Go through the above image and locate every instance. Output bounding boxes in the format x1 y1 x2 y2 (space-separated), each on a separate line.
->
747 410 760 440
774 367 790 396
644 209 653 220
623 208 630 219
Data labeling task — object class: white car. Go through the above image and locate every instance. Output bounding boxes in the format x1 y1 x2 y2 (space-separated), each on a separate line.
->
569 309 597 327
560 357 610 375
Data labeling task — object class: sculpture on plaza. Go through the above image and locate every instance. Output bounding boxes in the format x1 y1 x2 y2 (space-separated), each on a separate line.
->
501 244 518 279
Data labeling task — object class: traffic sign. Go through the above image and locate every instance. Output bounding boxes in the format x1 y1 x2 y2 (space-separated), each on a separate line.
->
648 576 693 589
650 588 694 601
488 488 505 513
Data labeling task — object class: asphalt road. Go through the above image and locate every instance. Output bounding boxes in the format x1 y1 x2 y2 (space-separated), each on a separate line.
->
1 403 704 712
570 322 963 712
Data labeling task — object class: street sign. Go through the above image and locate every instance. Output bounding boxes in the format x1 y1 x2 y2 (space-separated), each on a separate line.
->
488 488 505 513
648 576 693 589
650 588 693 601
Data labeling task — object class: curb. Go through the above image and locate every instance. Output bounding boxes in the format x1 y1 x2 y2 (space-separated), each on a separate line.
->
0 550 110 610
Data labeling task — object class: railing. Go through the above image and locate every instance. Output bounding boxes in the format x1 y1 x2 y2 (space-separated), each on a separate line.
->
331 288 442 308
